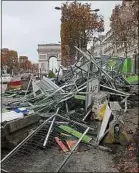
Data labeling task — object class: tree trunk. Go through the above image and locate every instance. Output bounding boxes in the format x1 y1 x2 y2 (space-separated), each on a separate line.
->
124 42 128 58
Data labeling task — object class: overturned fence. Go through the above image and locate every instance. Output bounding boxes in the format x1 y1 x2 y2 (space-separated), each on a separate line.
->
1 47 138 173
1 112 96 172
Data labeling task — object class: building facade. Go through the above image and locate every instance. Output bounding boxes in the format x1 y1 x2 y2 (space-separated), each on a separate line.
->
32 63 39 73
19 56 28 64
88 29 138 58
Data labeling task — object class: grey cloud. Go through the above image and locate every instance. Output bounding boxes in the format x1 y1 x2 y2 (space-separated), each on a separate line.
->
2 1 62 62
2 1 121 63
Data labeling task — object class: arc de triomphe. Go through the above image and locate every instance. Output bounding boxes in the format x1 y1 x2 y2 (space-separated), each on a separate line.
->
37 44 61 74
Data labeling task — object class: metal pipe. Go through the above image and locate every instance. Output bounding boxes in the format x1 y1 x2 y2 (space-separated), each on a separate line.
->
85 53 92 111
100 84 131 96
57 127 90 172
105 75 116 89
109 92 127 97
47 121 69 125
57 114 94 132
82 109 91 121
1 169 8 173
1 108 60 163
65 101 69 113
90 56 113 80
43 116 56 148
75 46 113 80
59 84 87 103
62 57 89 80
78 91 98 94
24 74 33 98
37 83 73 105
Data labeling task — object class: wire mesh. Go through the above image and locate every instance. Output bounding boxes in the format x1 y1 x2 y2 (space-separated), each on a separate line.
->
2 115 95 172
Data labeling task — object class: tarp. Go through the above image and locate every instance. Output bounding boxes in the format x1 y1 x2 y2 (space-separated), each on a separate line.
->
122 57 134 73
1 111 24 123
13 108 29 115
8 80 23 89
124 75 139 84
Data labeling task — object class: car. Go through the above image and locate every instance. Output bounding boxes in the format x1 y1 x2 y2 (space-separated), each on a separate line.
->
0 73 12 84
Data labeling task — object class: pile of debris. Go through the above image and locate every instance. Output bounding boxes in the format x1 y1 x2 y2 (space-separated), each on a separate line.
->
1 47 138 172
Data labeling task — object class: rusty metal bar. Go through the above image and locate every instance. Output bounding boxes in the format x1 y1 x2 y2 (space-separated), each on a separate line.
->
56 127 90 172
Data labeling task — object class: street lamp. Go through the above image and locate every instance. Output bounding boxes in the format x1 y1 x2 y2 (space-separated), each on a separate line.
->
90 9 100 12
12 58 15 76
55 6 100 12
55 5 100 40
55 4 100 62
55 7 61 10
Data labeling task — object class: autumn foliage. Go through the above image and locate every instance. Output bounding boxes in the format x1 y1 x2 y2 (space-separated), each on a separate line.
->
1 48 18 72
19 56 32 71
60 2 104 66
110 0 138 55
1 48 33 73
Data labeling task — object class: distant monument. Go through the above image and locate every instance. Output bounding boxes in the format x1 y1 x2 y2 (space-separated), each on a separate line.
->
37 44 61 74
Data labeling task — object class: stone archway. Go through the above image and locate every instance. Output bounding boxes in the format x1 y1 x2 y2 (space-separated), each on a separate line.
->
48 56 58 73
37 44 61 74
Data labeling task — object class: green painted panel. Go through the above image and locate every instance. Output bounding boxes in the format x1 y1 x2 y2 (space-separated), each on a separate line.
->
125 75 138 83
74 95 86 100
122 58 134 73
58 125 92 143
108 59 117 68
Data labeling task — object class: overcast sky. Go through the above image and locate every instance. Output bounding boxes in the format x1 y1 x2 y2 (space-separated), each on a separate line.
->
2 1 122 63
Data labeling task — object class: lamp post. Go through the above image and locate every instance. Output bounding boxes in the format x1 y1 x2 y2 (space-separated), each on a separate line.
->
90 9 100 13
12 58 15 76
55 4 100 63
54 7 61 10
55 6 100 12
55 6 100 47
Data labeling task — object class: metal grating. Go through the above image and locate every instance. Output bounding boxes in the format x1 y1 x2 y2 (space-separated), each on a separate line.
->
1 114 95 172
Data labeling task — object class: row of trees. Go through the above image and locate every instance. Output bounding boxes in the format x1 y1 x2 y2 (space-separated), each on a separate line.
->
110 0 139 57
1 48 38 74
2 48 18 71
60 1 104 66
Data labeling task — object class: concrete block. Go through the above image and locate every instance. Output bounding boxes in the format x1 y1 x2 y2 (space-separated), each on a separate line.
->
110 101 121 112
2 122 39 149
5 114 40 133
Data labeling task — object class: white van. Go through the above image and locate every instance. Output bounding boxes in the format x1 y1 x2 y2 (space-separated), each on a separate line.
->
0 73 12 84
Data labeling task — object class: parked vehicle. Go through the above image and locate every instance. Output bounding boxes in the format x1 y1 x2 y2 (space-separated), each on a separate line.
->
0 73 12 84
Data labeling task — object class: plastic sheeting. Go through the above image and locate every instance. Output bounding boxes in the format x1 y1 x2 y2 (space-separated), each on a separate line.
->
1 111 24 123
